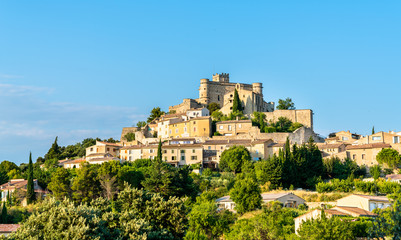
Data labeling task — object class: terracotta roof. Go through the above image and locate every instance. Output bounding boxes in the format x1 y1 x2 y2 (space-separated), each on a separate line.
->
170 138 196 141
261 192 304 201
352 194 389 202
325 209 349 216
386 174 401 180
334 206 377 217
67 159 86 164
204 139 253 145
317 143 345 149
267 142 286 148
97 141 121 147
87 157 120 163
0 224 20 233
346 143 391 150
217 120 252 124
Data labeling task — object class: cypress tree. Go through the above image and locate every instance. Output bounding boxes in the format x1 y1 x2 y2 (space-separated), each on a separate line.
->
372 126 375 134
157 139 162 162
6 190 11 206
232 89 243 113
0 202 6 224
26 152 36 204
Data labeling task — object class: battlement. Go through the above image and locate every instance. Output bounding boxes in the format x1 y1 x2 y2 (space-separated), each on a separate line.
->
212 73 229 82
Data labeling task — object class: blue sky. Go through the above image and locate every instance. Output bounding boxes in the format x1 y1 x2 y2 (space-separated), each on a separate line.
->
1 1 401 164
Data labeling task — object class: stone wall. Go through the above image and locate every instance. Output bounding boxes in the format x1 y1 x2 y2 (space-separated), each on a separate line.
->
263 109 313 130
168 98 202 114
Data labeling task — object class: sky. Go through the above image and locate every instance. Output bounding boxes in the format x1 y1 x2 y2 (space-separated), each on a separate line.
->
1 1 401 164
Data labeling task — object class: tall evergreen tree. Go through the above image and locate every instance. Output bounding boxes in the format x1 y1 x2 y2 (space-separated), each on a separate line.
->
0 202 7 224
232 89 243 113
157 139 162 162
6 190 11 206
45 136 61 161
26 152 36 204
372 126 375 134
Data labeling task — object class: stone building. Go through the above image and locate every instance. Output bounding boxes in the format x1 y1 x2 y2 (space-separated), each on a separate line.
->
169 73 275 115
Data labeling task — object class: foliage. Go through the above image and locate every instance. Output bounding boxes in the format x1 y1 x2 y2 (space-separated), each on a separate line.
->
123 132 135 141
147 107 165 123
370 164 382 181
26 152 36 205
297 211 354 239
376 148 401 168
207 102 220 115
185 200 235 239
44 137 61 163
136 121 147 128
225 202 300 240
252 112 267 132
276 97 295 110
219 146 251 174
323 157 365 179
0 202 7 224
232 89 243 113
71 163 101 203
230 177 261 214
47 167 72 200
254 156 282 188
369 193 401 239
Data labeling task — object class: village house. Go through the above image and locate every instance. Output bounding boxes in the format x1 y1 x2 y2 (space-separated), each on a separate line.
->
345 143 391 167
86 141 121 159
316 143 347 158
215 119 253 136
0 224 20 237
336 194 391 212
0 179 47 206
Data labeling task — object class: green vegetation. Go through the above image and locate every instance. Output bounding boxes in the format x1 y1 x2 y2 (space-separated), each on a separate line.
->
232 89 243 113
376 148 401 168
26 153 36 205
251 113 303 133
123 132 135 141
147 107 165 123
136 121 147 128
207 102 220 115
276 97 295 110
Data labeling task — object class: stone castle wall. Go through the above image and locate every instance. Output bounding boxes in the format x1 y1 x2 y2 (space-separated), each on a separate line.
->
263 109 313 130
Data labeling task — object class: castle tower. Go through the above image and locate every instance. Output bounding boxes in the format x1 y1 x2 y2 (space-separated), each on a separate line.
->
198 78 210 105
252 82 263 96
212 73 229 82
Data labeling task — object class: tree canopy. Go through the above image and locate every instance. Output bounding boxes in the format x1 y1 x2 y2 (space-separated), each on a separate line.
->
376 148 401 168
147 107 165 123
276 98 295 110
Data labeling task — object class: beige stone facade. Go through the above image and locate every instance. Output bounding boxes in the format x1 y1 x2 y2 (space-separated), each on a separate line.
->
336 194 391 212
346 143 391 167
325 130 361 144
216 120 253 136
316 143 347 158
120 143 203 167
86 141 121 159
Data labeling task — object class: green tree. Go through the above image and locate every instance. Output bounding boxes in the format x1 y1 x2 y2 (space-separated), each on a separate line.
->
0 171 8 185
207 102 220 115
252 112 267 132
45 136 61 162
185 200 235 239
297 211 354 239
254 156 283 188
26 152 36 205
369 193 401 239
220 146 251 174
98 160 121 200
370 164 382 181
276 97 295 110
142 160 175 197
123 132 135 141
136 121 146 128
232 89 243 113
230 177 261 214
157 139 162 162
372 126 375 134
71 163 101 203
0 202 7 224
0 161 19 174
48 167 72 200
147 107 165 123
376 148 401 168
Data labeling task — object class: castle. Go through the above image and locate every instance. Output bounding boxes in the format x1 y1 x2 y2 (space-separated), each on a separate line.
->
169 73 275 115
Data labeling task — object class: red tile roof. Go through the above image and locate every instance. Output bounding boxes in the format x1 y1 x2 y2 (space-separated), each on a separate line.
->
0 224 19 233
346 143 391 150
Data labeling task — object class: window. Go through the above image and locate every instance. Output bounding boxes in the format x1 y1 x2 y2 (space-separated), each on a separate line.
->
171 150 175 153
149 149 153 153
362 154 365 160
219 125 223 130
217 95 220 101
90 147 93 152
394 136 400 144
184 127 187 132
228 125 232 131
342 137 348 141
107 148 110 152
208 146 211 150
164 157 167 161
192 149 195 153
181 156 185 160
239 124 242 128
172 156 176 160
169 130 172 134
129 150 131 154
175 129 178 133
163 150 167 153
180 150 185 154
352 154 356 160
194 127 197 132
129 156 132 161
372 136 382 141
191 156 197 160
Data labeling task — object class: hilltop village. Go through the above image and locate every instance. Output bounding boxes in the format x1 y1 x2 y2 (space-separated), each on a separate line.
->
60 73 401 171
1 73 401 239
